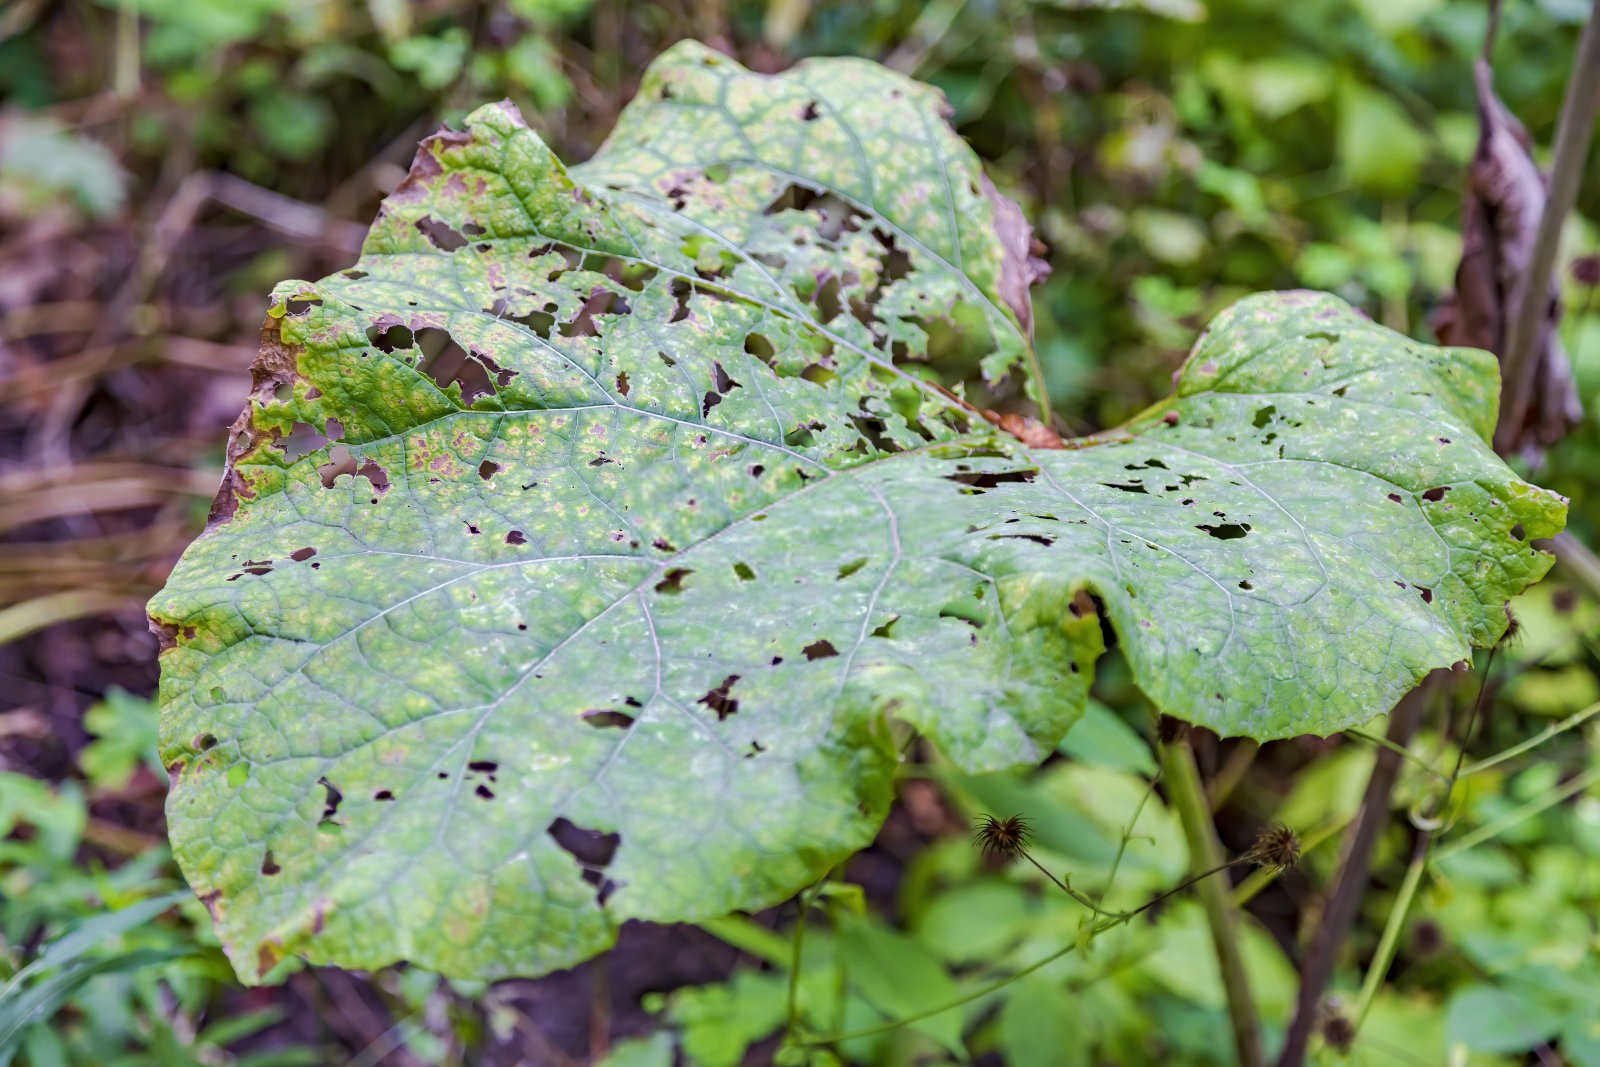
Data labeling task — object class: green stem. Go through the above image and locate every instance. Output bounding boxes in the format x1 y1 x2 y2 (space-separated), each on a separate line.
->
1099 773 1159 906
785 877 827 1040
801 941 1073 1047
1344 727 1448 782
1460 697 1600 778
1160 738 1263 1067
1352 836 1429 1029
1432 763 1600 863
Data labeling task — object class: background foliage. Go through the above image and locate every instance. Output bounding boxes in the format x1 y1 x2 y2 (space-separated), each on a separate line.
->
2 0 1599 1063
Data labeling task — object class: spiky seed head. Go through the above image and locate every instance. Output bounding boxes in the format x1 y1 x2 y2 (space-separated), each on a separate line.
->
973 813 1032 860
1247 824 1301 870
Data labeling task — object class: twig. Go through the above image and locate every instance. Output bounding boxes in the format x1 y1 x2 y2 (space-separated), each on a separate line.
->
1275 678 1435 1067
1495 0 1600 450
1161 737 1262 1067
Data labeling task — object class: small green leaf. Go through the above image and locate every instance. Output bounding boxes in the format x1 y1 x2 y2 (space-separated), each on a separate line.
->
1056 701 1156 776
150 43 1564 984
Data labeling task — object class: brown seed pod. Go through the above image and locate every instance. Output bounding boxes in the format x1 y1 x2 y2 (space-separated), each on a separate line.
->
1322 1011 1356 1053
1247 824 1301 870
973 813 1032 860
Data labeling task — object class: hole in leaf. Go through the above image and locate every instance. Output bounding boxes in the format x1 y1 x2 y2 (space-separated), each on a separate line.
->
261 851 280 875
479 460 499 480
290 546 317 562
1422 486 1450 502
1196 523 1251 539
654 567 691 594
733 562 755 582
744 333 775 364
366 322 414 352
698 674 741 720
989 533 1055 546
547 817 620 868
583 709 636 730
415 215 467 251
944 467 1038 491
871 616 899 638
317 777 342 822
803 639 838 661
415 327 497 404
505 530 526 545
374 789 394 801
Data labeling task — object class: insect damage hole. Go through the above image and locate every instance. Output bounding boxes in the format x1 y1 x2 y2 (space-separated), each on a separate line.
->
582 708 636 730
698 674 741 720
654 567 692 594
414 327 500 404
415 215 467 252
547 817 622 905
317 777 342 823
1196 522 1251 540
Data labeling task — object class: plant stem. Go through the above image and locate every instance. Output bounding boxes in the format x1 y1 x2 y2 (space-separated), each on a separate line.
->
1495 0 1600 450
1160 737 1262 1067
1461 696 1600 777
1348 648 1493 1042
1099 773 1160 906
784 877 827 1040
1208 740 1260 811
1352 834 1429 1029
1275 679 1433 1067
1344 726 1448 782
1432 762 1600 863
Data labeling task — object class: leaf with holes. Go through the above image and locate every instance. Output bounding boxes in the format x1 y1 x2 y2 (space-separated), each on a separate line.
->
149 42 1564 984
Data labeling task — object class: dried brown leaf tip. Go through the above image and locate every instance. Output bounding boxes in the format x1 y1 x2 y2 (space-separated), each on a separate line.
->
973 813 1032 860
1246 824 1301 870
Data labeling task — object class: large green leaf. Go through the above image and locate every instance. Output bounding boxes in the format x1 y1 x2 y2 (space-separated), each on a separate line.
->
149 42 1564 983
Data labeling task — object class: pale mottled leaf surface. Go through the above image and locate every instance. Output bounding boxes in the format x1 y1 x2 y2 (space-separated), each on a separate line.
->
150 44 1563 984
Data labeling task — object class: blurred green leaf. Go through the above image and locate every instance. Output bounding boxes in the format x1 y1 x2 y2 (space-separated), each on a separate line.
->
837 913 964 1056
1337 82 1428 197
79 688 161 790
1056 701 1157 776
